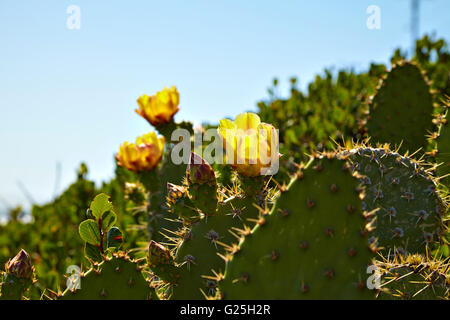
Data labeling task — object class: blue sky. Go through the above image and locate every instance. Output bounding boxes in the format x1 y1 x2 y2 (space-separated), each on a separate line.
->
1 0 449 213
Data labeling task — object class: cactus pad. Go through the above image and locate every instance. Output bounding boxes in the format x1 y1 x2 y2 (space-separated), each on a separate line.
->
169 194 262 299
436 110 450 188
219 156 376 299
61 255 157 300
377 254 449 300
367 61 434 152
341 146 445 255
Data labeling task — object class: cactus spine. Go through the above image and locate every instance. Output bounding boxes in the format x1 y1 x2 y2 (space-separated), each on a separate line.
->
376 253 449 300
436 106 450 188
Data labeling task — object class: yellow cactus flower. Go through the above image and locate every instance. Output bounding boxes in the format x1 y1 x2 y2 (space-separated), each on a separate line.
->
136 86 180 127
218 112 279 176
116 132 165 172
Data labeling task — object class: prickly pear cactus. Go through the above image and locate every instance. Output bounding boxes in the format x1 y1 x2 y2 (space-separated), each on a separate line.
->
150 153 272 299
339 146 445 255
366 61 434 152
61 254 157 300
0 250 34 300
169 194 264 299
135 160 185 243
436 110 449 188
148 240 180 284
376 254 449 300
218 155 377 299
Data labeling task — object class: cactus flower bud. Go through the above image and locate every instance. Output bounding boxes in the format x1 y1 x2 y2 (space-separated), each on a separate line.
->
5 249 33 279
186 152 216 185
136 86 180 127
147 241 173 267
167 183 187 202
116 132 165 172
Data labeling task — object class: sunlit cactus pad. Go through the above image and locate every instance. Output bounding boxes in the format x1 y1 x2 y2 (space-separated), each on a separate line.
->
218 156 376 299
61 255 157 300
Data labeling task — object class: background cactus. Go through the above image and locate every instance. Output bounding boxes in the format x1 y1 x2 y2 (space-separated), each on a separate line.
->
365 61 435 153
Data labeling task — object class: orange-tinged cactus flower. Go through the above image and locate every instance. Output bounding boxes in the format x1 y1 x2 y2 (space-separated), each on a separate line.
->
116 132 165 172
136 86 180 127
186 152 216 185
5 249 33 279
218 112 279 177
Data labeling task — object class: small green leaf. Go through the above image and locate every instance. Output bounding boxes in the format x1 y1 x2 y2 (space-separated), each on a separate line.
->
85 243 103 262
101 211 117 233
107 227 123 249
90 193 113 219
79 220 101 245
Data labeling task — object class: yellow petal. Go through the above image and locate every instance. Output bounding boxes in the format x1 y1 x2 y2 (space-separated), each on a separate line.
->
218 119 237 161
236 134 259 164
234 112 261 131
137 94 150 111
218 118 236 143
136 87 180 126
137 132 156 145
168 86 180 109
218 118 236 132
157 136 165 152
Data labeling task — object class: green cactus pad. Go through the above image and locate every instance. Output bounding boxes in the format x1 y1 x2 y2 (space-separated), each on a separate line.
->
341 146 445 255
143 153 186 242
0 274 33 300
61 256 157 300
219 156 376 299
147 190 183 243
367 61 434 153
167 183 201 224
188 182 218 215
170 194 263 300
147 240 180 284
437 111 450 188
376 254 449 300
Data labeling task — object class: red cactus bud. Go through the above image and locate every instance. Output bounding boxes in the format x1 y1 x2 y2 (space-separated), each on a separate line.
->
186 152 215 184
5 249 33 279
